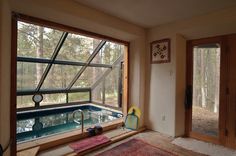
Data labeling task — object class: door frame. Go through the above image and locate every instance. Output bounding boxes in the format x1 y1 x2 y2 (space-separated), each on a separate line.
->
185 36 228 145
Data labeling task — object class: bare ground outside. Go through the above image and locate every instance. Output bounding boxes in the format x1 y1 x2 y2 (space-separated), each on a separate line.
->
192 106 219 137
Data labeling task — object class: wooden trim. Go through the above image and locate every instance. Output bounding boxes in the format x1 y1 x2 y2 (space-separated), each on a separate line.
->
18 127 146 156
224 34 236 148
185 40 193 136
10 12 17 156
218 36 228 146
122 45 129 115
12 12 129 46
189 132 220 145
188 36 222 46
16 101 90 112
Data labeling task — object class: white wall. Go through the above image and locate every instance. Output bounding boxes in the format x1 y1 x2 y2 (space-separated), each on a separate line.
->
145 6 236 137
145 34 181 136
0 0 146 155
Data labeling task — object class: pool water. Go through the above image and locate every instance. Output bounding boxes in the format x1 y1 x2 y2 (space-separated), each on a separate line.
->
17 104 122 142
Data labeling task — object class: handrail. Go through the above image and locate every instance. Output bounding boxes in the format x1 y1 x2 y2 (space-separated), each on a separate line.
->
72 109 84 133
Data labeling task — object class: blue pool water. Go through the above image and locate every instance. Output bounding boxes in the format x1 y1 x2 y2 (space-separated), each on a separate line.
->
17 104 123 142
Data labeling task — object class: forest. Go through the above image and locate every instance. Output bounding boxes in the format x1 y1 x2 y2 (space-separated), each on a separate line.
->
17 21 124 108
192 44 220 113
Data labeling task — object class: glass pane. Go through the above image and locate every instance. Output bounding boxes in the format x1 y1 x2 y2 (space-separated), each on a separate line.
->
17 21 63 59
68 92 90 102
41 65 81 89
105 66 120 107
17 95 34 108
40 94 66 106
56 33 101 62
72 67 106 88
17 62 47 90
92 82 104 103
192 43 220 137
92 42 124 65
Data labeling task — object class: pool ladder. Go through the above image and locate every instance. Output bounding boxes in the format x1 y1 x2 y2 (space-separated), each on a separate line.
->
72 109 84 133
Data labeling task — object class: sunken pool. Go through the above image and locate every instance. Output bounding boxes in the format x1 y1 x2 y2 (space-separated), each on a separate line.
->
17 104 123 142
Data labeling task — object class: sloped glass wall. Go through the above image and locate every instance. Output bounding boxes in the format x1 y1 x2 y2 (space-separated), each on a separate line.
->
17 20 125 109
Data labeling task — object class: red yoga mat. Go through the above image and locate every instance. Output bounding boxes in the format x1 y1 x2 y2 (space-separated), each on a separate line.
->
69 135 110 153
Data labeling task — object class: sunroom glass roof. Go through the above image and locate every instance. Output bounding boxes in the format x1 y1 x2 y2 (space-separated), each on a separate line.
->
17 21 124 93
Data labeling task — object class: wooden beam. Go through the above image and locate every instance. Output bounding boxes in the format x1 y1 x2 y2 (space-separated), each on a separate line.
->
17 57 112 68
122 46 129 115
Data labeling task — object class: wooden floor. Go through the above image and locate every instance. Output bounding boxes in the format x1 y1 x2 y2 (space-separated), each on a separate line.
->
87 130 205 156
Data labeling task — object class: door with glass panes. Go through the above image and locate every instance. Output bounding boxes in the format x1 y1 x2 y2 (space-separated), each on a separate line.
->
186 34 236 148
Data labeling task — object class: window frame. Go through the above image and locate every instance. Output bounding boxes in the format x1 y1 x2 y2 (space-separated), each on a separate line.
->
15 16 126 109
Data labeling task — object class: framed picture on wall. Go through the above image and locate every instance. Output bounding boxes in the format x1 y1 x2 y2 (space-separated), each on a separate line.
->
150 38 171 64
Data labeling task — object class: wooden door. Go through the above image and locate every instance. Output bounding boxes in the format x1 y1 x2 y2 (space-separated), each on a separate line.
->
186 36 228 145
225 34 236 148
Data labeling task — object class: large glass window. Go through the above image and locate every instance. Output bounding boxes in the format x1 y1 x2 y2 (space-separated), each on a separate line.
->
92 42 124 65
41 65 81 89
17 21 63 59
17 20 125 109
16 17 127 144
105 66 120 107
17 62 47 90
68 92 90 102
40 94 67 106
17 96 35 108
56 33 101 62
92 82 104 104
91 64 122 108
72 67 106 88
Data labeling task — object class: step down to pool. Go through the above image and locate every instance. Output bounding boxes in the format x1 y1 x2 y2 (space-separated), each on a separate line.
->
38 127 146 156
69 127 146 156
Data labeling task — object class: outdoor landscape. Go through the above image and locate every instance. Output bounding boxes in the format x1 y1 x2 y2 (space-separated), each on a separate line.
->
192 44 220 136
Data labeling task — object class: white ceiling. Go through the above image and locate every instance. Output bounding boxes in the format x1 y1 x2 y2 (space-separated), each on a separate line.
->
74 0 236 28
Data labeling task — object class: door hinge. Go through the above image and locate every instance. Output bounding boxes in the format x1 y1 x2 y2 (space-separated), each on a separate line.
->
226 46 229 54
226 87 229 95
225 129 228 136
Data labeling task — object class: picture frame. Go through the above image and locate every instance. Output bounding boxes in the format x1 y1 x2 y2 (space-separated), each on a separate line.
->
150 38 171 64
